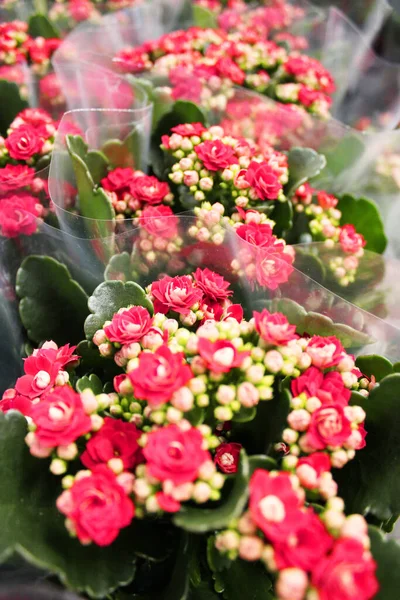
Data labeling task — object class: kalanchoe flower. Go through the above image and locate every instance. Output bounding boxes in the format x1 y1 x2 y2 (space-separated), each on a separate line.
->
81 417 143 472
27 386 92 452
339 224 366 254
0 195 42 237
57 465 135 546
214 442 242 474
128 345 193 407
0 389 32 416
291 367 351 407
149 274 204 316
104 306 153 345
254 309 297 346
305 336 345 369
194 268 233 302
198 338 250 374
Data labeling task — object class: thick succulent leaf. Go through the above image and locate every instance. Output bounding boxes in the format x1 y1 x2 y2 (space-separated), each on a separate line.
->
0 80 29 135
76 374 103 394
338 194 387 254
28 14 60 38
193 5 218 28
355 355 394 382
369 526 400 599
16 256 89 345
85 280 153 340
286 148 326 197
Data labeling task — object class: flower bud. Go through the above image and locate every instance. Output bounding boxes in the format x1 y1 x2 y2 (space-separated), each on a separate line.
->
282 428 298 444
341 514 368 542
287 409 311 432
246 364 265 384
264 350 284 373
193 481 211 503
214 406 233 422
305 397 321 413
276 568 308 600
90 414 104 431
116 472 135 494
99 343 113 357
324 509 346 531
216 385 236 405
34 370 51 390
215 530 240 552
239 536 264 561
80 389 98 414
50 458 67 475
57 443 78 461
331 450 348 468
237 382 259 408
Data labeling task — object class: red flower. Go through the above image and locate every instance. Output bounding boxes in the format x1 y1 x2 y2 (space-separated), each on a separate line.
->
317 191 338 209
130 175 170 205
198 338 250 373
150 275 203 315
0 389 32 416
193 268 233 302
143 424 210 485
172 75 203 103
5 124 44 160
114 47 149 73
139 205 178 239
244 161 282 200
215 57 245 84
195 139 238 171
298 86 331 108
0 195 41 237
339 225 366 254
101 167 136 194
255 246 294 290
312 538 378 600
81 418 143 471
307 405 352 450
30 387 92 448
306 336 345 368
12 108 54 128
249 469 302 542
236 222 276 248
15 347 63 399
104 306 153 345
254 309 297 345
274 510 333 571
57 465 134 546
156 492 181 513
0 164 35 194
291 367 350 407
297 452 331 475
128 345 192 407
214 442 242 474
171 123 206 137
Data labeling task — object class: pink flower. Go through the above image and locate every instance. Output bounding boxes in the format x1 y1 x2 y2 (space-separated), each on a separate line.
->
198 338 250 373
104 306 153 345
114 47 149 73
296 452 331 489
312 538 378 600
274 510 333 571
215 57 245 84
57 465 134 546
30 387 92 448
193 268 233 302
150 275 203 315
307 405 352 450
81 418 143 471
244 161 282 200
195 139 238 171
306 336 345 368
0 164 35 194
236 222 276 248
255 246 294 290
5 124 44 160
254 309 297 345
143 423 210 485
339 225 366 254
249 469 302 542
317 191 338 209
139 205 178 239
130 175 170 205
214 442 242 474
128 345 192 407
101 167 135 194
171 123 206 137
291 367 350 407
156 492 181 513
298 86 331 108
0 195 41 237
15 346 66 399
0 389 32 416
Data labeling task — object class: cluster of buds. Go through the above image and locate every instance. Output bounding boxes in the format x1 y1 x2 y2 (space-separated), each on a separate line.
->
162 122 288 216
133 421 224 515
114 26 335 117
215 468 376 600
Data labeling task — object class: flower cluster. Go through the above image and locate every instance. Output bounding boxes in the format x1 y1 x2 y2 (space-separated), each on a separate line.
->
48 0 143 33
0 109 58 237
113 26 335 117
162 122 288 211
216 469 378 600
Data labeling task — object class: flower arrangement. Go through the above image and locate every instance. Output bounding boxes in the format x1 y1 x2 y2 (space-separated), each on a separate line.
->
1 250 399 599
114 26 335 117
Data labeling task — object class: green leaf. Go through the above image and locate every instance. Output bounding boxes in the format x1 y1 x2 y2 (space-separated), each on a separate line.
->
66 135 109 185
338 194 387 254
163 533 191 600
193 4 218 28
335 374 400 521
248 455 278 476
0 411 138 598
76 374 103 394
0 80 29 136
369 526 400 599
85 280 153 340
105 252 133 282
102 128 144 170
286 147 326 197
355 355 393 382
16 256 89 345
232 406 257 423
394 362 400 373
188 582 221 600
218 560 273 600
173 451 250 533
323 135 365 178
28 14 60 38
66 135 115 252
207 537 232 574
270 201 293 237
